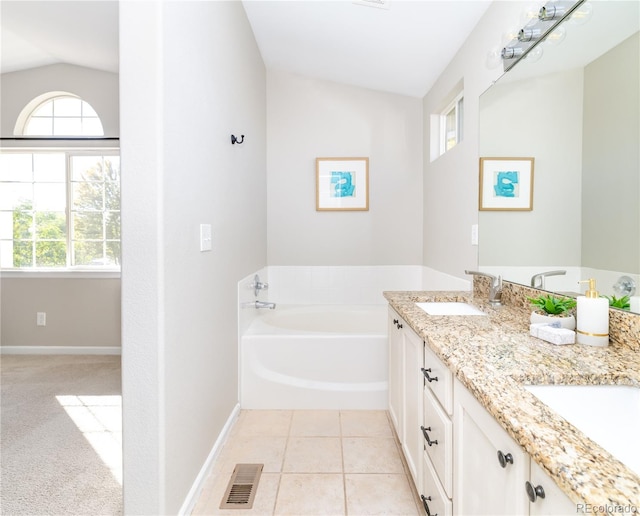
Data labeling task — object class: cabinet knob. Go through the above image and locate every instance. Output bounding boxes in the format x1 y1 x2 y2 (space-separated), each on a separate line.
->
421 367 438 383
420 495 438 516
497 450 514 468
525 481 546 503
420 425 438 447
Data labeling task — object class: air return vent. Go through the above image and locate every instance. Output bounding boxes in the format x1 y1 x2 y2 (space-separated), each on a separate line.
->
220 463 263 510
353 0 391 10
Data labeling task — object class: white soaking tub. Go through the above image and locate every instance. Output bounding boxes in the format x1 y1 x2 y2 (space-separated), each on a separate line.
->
240 305 388 409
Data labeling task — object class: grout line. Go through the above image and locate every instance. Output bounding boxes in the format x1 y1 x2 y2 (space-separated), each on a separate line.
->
339 410 348 515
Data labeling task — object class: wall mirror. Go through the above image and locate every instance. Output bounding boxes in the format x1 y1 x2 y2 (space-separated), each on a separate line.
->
478 1 640 313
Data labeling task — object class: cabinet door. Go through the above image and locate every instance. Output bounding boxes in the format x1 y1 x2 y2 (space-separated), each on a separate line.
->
388 307 404 437
454 379 529 516
528 460 576 516
402 325 423 487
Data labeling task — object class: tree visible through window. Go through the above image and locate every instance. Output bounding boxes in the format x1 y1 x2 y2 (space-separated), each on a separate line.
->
1 93 119 270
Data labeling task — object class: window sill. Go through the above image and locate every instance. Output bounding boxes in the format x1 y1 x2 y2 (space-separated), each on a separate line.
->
0 269 121 279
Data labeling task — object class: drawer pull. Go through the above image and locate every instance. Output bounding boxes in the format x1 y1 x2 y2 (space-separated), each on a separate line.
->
421 367 438 383
420 495 437 516
420 425 438 447
393 318 399 325
497 450 514 468
525 481 546 503
396 322 403 329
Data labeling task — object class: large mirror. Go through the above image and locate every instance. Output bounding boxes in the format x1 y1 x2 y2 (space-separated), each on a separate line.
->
479 1 640 313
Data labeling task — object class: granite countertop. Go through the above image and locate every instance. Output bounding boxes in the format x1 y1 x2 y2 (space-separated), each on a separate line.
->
384 290 640 508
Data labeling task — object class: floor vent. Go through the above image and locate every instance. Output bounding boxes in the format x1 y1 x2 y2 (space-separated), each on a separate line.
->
220 463 263 510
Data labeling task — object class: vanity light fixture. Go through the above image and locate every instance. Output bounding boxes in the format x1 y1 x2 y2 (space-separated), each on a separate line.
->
501 0 587 71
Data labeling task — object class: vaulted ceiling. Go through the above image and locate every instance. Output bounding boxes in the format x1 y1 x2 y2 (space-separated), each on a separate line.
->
1 0 492 98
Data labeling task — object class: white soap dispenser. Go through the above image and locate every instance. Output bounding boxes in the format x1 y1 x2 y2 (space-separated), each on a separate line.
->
576 279 609 347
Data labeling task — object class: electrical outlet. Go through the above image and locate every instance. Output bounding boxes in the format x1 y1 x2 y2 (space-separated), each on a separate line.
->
37 312 46 326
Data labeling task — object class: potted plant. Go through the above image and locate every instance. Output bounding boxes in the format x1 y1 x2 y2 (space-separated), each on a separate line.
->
606 295 630 310
528 294 577 330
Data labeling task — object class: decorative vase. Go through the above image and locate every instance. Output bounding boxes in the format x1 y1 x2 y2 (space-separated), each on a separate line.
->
530 311 576 330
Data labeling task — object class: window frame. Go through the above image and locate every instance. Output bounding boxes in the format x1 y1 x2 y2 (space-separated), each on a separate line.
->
439 92 464 156
0 147 121 273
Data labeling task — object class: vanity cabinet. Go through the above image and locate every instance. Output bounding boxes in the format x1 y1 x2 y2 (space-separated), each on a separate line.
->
387 307 423 486
454 378 529 515
454 378 575 515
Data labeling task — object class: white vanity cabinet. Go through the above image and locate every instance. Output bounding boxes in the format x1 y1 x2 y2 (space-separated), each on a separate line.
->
528 459 576 515
387 307 423 486
454 378 575 515
420 345 454 516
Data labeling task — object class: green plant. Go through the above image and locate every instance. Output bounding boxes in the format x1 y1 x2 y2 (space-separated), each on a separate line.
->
606 295 630 310
528 294 576 315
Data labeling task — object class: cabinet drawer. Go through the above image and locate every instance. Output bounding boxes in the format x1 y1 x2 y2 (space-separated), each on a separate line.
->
421 450 452 516
422 388 453 498
423 344 453 415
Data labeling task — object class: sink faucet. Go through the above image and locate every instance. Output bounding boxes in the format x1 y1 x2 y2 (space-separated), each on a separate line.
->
530 270 566 289
465 270 502 305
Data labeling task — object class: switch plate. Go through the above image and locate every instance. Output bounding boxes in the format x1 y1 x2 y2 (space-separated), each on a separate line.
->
471 224 479 246
37 312 46 326
200 224 212 252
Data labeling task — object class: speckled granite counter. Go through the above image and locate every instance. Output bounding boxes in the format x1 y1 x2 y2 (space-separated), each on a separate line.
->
384 288 640 508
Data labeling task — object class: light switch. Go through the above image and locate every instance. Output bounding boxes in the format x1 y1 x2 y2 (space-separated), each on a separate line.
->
471 224 479 246
200 224 212 252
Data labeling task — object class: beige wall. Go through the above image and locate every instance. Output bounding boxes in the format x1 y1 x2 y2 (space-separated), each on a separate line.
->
582 32 639 274
266 70 423 266
1 277 120 350
120 1 267 513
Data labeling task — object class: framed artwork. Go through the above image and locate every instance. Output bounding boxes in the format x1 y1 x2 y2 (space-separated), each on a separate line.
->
316 157 369 211
479 157 534 211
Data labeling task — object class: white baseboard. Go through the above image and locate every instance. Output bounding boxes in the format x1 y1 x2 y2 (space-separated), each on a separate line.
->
178 402 241 516
0 346 121 355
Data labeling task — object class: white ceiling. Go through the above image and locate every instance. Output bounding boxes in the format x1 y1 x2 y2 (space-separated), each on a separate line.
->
0 0 492 98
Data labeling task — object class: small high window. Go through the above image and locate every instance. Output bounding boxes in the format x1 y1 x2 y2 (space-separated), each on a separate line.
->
440 92 464 155
20 94 104 137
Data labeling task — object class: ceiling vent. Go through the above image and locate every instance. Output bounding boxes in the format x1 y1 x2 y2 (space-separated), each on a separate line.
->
353 0 391 10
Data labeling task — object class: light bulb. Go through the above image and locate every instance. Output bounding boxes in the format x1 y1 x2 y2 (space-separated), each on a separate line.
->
569 1 593 25
525 45 544 63
544 24 566 46
486 48 503 70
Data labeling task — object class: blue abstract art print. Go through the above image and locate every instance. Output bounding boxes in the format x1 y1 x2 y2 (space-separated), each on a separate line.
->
479 157 534 211
316 157 369 211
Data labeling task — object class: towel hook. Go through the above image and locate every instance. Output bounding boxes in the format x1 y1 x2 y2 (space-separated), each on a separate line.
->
231 134 245 145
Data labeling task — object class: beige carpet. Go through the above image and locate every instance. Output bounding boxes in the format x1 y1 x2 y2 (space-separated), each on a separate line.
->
1 354 122 516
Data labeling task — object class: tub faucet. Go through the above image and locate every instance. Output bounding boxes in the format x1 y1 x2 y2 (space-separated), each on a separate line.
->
250 274 269 297
254 300 276 310
465 270 502 306
530 270 566 289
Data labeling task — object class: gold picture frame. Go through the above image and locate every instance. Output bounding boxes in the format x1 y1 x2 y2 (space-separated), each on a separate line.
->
479 157 534 211
316 157 369 211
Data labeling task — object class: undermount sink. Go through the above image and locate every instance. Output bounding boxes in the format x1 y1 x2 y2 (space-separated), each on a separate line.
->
525 384 640 476
416 302 486 316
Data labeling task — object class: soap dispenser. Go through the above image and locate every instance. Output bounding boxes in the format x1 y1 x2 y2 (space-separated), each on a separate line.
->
576 279 609 347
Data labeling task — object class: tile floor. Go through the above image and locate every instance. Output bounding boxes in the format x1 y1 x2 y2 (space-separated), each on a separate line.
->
192 410 421 516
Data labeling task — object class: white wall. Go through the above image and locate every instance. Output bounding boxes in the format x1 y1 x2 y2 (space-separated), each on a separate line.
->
120 1 266 513
0 63 119 142
267 70 423 266
422 1 524 278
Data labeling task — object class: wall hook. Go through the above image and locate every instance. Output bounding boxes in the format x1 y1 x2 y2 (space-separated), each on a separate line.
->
231 134 245 145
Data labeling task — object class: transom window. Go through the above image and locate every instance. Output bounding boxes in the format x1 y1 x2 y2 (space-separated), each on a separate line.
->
22 95 104 137
0 150 120 269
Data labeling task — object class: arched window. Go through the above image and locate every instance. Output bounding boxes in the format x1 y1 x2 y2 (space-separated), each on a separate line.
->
15 93 104 137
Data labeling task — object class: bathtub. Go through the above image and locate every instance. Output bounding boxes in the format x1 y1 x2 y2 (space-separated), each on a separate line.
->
240 305 388 409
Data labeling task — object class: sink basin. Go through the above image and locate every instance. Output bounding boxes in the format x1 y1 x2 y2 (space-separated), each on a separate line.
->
416 302 486 316
525 384 640 476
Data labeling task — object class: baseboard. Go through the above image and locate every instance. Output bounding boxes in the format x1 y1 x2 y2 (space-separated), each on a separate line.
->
0 346 121 355
178 402 241 516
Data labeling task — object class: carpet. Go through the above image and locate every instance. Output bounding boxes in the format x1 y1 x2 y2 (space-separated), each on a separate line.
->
1 354 122 515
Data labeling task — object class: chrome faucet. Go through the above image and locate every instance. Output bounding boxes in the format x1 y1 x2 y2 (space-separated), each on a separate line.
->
250 274 269 297
465 270 503 305
254 300 276 310
530 270 566 290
